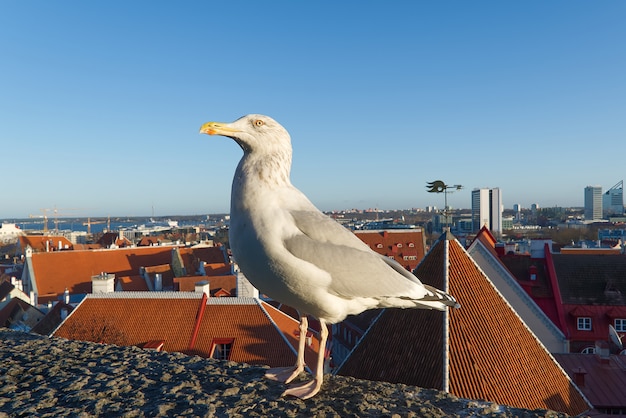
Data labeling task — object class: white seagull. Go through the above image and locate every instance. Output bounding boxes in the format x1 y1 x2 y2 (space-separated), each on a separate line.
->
200 114 459 399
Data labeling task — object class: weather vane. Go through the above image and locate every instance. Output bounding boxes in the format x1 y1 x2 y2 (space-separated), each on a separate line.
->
426 180 464 228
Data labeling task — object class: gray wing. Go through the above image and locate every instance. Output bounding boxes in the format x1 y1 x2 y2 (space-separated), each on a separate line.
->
284 210 428 300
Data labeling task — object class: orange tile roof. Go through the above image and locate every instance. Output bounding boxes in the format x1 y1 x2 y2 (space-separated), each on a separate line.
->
20 235 74 252
203 263 232 275
174 275 236 296
261 301 322 374
53 292 203 352
116 275 149 291
144 264 175 289
191 299 298 367
178 246 229 274
336 231 591 415
52 293 307 368
28 246 181 303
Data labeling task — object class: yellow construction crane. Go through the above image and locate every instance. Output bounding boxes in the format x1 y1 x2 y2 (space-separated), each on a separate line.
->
82 217 110 234
29 207 94 233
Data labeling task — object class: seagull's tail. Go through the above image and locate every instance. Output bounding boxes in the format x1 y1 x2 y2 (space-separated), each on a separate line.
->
415 284 460 311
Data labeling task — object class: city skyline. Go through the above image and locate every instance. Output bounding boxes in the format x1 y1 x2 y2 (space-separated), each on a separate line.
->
0 182 623 221
1 2 625 219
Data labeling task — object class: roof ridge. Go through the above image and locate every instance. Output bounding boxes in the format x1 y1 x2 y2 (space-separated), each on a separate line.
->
86 291 203 299
332 309 385 375
48 296 87 336
468 239 566 340
205 297 258 305
258 301 301 362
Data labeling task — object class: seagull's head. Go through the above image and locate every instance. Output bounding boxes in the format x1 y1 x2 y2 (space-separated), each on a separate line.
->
199 114 291 154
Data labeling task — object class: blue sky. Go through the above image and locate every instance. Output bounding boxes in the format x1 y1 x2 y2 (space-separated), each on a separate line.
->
1 1 624 219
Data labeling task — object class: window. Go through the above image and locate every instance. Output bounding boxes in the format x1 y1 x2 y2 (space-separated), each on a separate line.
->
376 244 383 249
210 338 234 360
577 317 592 331
397 243 403 248
581 346 596 354
616 318 626 332
408 243 415 248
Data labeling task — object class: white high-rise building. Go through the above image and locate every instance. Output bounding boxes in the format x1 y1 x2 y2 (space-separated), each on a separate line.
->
584 186 603 221
471 188 503 234
603 180 624 217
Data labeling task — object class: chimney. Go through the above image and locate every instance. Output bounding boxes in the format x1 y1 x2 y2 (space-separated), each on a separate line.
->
195 280 210 297
91 273 115 294
154 273 163 291
573 367 586 387
236 271 259 298
595 340 611 364
63 288 70 304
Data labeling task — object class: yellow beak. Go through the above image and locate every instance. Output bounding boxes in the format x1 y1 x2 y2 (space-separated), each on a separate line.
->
199 121 239 136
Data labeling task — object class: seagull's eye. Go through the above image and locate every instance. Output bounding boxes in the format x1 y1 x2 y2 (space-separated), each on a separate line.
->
254 119 265 127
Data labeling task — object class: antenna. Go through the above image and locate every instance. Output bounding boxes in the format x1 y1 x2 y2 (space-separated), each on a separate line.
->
609 324 624 350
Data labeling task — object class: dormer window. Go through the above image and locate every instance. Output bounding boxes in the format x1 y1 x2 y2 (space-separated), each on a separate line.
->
577 317 592 331
408 243 414 248
397 243 402 248
210 338 234 360
376 244 383 249
616 318 626 332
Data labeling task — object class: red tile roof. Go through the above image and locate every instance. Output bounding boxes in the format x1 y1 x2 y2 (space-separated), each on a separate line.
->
552 253 626 305
52 293 309 368
336 231 591 415
354 229 426 271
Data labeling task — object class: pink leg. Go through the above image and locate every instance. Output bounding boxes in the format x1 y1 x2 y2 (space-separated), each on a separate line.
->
265 315 308 384
282 318 328 399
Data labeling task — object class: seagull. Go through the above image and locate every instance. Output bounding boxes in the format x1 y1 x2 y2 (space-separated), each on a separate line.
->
200 114 459 399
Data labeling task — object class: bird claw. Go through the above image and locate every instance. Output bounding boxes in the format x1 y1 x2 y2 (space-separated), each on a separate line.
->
265 365 305 384
281 378 322 400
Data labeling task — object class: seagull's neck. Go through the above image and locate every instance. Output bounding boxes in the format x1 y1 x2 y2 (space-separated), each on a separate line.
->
237 149 293 189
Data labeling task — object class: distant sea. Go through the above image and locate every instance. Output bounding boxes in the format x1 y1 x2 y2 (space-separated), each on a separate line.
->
2 218 207 235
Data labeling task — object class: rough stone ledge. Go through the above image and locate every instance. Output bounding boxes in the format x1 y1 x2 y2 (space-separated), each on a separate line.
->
0 329 574 417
